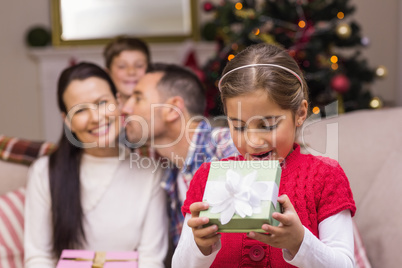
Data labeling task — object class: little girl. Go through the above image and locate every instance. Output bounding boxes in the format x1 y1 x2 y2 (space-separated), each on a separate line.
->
172 43 356 268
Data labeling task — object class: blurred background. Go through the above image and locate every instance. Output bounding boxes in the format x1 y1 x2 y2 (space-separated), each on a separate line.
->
0 0 400 142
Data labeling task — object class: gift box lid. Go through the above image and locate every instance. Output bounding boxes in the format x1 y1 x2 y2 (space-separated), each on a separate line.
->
200 160 282 232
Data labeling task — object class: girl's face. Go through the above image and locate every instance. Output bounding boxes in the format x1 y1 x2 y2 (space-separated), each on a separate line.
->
108 50 148 101
226 89 306 162
62 77 121 156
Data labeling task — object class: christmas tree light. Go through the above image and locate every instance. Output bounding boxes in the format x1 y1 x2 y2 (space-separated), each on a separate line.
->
201 0 384 116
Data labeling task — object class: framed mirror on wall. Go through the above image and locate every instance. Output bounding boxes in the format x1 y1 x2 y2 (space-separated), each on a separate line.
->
51 0 198 46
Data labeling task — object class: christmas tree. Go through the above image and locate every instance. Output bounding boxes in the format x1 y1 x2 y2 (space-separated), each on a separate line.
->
201 0 386 116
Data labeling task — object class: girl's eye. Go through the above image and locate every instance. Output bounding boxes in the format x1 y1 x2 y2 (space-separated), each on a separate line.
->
75 108 85 114
262 125 278 131
232 125 246 132
98 100 108 105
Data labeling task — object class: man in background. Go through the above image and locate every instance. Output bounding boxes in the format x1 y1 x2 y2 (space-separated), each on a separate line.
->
121 63 238 247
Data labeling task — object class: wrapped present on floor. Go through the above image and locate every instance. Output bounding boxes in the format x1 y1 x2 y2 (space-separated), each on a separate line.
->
199 160 282 232
56 250 138 268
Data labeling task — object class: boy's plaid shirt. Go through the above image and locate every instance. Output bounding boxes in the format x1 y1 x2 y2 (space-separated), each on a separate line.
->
161 120 239 246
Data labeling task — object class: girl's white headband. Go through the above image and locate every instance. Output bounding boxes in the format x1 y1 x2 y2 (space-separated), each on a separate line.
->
218 63 304 92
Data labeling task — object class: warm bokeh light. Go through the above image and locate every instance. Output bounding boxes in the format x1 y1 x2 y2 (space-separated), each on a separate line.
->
289 50 296 57
330 55 338 63
375 65 387 77
370 97 381 109
228 54 235 61
235 2 243 10
254 28 260 35
336 24 351 38
298 20 306 28
337 12 345 19
312 107 320 114
331 63 339 70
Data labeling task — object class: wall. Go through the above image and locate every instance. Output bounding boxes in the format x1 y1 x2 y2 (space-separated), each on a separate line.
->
351 0 399 104
0 0 400 140
0 0 50 140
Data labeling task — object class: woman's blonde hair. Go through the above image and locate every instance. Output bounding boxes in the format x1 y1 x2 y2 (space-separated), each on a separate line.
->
220 43 309 116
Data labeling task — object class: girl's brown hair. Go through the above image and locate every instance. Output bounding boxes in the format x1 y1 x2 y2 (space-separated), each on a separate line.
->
220 43 309 116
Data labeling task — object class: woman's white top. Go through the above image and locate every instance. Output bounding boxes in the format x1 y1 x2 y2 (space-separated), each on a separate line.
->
24 153 168 268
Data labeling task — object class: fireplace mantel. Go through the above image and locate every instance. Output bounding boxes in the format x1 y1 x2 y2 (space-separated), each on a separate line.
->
29 42 216 142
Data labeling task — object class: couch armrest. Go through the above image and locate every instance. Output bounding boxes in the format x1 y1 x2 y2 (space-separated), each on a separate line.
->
0 135 56 166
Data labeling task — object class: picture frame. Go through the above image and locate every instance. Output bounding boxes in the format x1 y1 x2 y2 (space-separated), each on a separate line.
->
51 0 199 46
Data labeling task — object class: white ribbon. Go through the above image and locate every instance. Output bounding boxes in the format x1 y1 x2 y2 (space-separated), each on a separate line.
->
205 169 279 225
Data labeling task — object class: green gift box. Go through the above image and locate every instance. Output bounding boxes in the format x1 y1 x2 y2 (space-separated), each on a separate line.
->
199 160 282 233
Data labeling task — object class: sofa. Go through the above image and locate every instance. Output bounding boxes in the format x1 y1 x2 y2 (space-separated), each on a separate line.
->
300 107 402 268
1 107 401 268
0 137 55 267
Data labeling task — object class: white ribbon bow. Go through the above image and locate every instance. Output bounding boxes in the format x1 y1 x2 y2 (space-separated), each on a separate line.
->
206 169 277 225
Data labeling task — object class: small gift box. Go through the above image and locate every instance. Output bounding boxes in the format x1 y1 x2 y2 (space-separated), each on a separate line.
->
56 250 138 268
199 160 282 232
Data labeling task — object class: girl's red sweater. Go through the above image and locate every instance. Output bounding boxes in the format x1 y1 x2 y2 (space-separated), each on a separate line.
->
182 144 356 268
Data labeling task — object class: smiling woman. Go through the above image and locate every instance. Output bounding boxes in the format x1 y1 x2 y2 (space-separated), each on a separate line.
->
62 76 121 156
57 63 121 156
24 62 168 268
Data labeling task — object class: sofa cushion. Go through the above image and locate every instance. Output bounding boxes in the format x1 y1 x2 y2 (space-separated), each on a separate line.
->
300 107 402 207
299 107 402 268
356 148 402 268
0 135 56 194
353 220 372 268
0 187 25 268
0 161 29 196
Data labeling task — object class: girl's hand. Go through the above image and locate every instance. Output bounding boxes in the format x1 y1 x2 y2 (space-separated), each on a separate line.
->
247 194 304 257
187 202 221 256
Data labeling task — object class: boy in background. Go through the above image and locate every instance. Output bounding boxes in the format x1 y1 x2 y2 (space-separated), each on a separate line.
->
104 36 151 108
